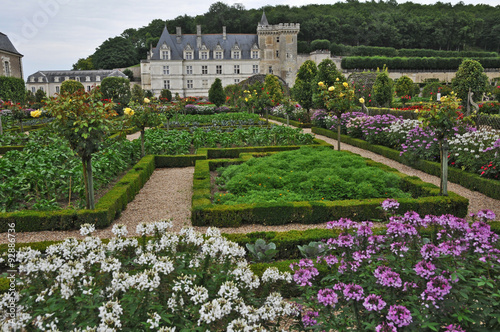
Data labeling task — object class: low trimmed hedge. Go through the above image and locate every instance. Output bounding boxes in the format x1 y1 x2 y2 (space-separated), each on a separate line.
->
0 145 24 154
267 115 312 128
191 145 469 227
312 127 500 200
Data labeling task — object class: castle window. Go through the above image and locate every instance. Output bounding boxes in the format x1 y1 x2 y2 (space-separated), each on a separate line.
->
202 80 208 88
186 66 193 75
234 65 240 74
39 87 44 92
56 86 60 93
54 77 60 83
202 65 208 75
185 51 193 60
31 86 36 93
252 65 259 74
252 50 259 59
232 51 240 59
201 51 208 60
268 66 273 74
96 76 100 82
276 50 279 58
162 50 169 60
3 61 10 77
234 79 240 84
216 65 222 74
187 80 193 89
65 76 69 81
276 36 280 43
75 77 80 82
30 77 35 82
38 77 43 82
163 66 169 75
215 51 223 60
163 80 170 89
87 86 91 92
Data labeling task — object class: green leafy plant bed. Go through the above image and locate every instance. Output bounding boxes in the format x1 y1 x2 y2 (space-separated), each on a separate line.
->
168 112 265 128
312 126 500 200
191 146 469 227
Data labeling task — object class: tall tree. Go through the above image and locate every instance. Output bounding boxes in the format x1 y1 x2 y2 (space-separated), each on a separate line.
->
451 59 489 107
291 60 317 111
208 78 225 107
93 37 138 69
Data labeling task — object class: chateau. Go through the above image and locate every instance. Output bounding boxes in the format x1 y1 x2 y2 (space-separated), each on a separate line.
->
26 69 128 96
141 13 300 97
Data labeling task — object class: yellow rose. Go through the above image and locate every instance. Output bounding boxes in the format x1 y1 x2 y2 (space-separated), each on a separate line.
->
124 107 134 116
318 82 324 87
245 98 248 102
144 98 150 104
328 86 334 92
359 98 365 104
336 78 340 82
339 93 345 98
343 82 349 88
30 110 42 118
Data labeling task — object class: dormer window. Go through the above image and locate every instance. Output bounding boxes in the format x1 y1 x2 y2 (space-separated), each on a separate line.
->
38 77 43 82
252 50 259 59
65 76 70 81
86 76 91 82
200 51 208 60
232 51 241 59
75 77 80 82
185 51 193 60
30 77 35 82
161 50 170 60
215 51 223 60
54 77 60 83
96 76 101 82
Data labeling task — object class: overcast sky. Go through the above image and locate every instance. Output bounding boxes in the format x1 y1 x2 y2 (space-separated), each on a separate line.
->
2 0 499 80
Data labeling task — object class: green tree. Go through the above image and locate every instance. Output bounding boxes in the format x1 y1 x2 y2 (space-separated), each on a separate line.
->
310 39 331 51
394 75 414 105
100 77 131 113
208 78 225 106
264 74 284 106
123 69 134 81
60 80 84 95
0 77 26 104
313 59 344 109
93 37 138 69
130 84 144 103
72 56 94 70
451 59 489 107
35 88 46 104
372 68 393 107
124 98 163 157
291 60 318 111
45 88 117 209
160 89 172 102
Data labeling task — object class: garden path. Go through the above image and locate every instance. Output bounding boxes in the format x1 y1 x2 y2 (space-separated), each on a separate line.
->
2 122 499 244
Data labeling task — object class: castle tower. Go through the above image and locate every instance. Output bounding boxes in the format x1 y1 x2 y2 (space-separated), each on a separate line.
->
257 12 300 87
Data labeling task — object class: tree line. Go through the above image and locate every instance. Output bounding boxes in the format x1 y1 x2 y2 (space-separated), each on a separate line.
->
73 0 500 70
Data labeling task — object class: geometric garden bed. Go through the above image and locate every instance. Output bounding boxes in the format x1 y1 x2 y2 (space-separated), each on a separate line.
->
0 138 469 233
191 140 469 228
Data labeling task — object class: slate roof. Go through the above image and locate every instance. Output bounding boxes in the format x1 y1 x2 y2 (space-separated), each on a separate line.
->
151 27 258 61
260 12 269 26
26 69 126 83
0 32 22 56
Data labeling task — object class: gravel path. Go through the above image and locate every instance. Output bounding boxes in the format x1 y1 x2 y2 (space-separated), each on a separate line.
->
2 122 499 244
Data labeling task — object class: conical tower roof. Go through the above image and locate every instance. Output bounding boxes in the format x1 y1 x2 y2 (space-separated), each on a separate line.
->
259 11 269 26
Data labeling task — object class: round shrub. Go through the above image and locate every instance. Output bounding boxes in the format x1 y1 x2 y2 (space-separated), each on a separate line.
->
60 79 84 95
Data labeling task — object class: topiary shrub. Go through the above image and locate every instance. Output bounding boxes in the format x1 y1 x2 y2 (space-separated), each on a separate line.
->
0 77 26 103
372 68 393 107
208 78 225 106
60 79 84 95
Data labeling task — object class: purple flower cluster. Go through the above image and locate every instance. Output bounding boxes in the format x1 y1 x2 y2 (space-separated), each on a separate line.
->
386 218 418 238
342 283 364 301
444 324 466 332
359 114 401 145
363 294 386 311
290 259 319 287
476 209 497 222
421 275 452 307
387 304 413 327
302 311 319 327
414 260 436 279
400 125 440 161
375 322 397 332
317 288 339 307
374 266 402 288
381 198 400 212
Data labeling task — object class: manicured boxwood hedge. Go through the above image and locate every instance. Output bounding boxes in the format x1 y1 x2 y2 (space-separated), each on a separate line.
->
191 146 469 227
342 56 500 70
0 145 24 154
267 115 312 128
312 127 500 200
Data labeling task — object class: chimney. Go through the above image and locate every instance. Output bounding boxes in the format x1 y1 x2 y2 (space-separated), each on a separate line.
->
197 25 202 48
176 27 182 43
223 26 226 40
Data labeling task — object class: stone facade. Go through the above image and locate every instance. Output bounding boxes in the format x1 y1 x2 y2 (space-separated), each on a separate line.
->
26 70 128 96
141 13 299 97
0 32 23 79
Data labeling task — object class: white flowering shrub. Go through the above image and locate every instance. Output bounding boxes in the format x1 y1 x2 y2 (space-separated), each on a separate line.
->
448 129 500 172
1 221 296 331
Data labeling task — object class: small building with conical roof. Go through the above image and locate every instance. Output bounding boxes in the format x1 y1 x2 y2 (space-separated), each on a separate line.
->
141 16 300 97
